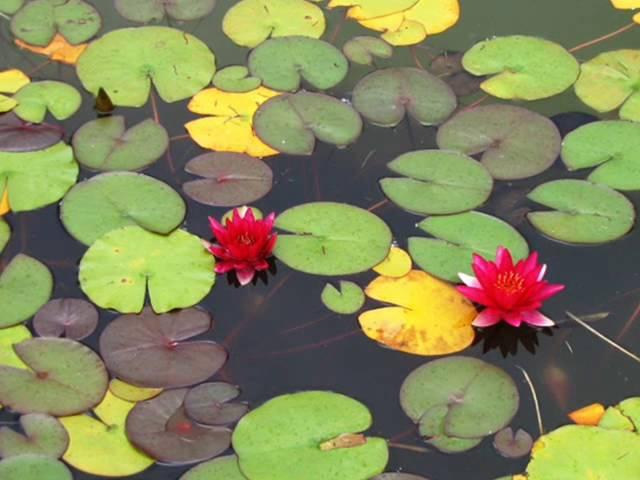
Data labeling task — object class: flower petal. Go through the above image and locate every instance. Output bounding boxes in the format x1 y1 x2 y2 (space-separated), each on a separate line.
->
521 310 555 327
472 309 502 327
495 245 514 270
458 272 481 288
457 285 496 307
503 312 523 327
236 267 255 286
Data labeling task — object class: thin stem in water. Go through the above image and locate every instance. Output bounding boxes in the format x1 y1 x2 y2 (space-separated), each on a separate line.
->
569 22 635 53
516 365 544 436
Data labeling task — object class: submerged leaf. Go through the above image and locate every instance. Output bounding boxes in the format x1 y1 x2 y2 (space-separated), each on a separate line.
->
212 66 261 93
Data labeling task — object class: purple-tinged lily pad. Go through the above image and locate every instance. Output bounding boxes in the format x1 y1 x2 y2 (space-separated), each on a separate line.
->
115 0 216 22
436 105 561 180
183 152 273 207
0 413 69 458
180 455 247 480
126 389 232 465
185 383 249 426
254 92 362 155
72 116 168 171
493 427 533 458
352 67 456 127
212 66 261 93
429 52 484 97
0 337 108 416
342 36 393 65
0 113 63 152
0 454 72 480
32 298 98 341
99 307 227 389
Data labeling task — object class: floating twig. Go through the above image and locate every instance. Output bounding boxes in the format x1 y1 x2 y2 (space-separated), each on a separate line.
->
516 365 544 436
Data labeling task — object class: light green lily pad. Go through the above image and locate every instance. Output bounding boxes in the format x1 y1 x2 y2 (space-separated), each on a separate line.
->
114 0 216 22
0 142 78 212
0 0 24 15
380 150 493 215
342 36 393 65
213 66 261 93
254 92 363 155
599 406 635 431
352 67 456 127
222 0 325 48
400 357 519 439
274 202 392 276
619 397 640 429
0 254 52 329
248 36 348 92
181 455 247 480
0 413 69 458
462 35 579 100
561 120 640 190
0 219 10 253
574 50 640 121
0 455 72 480
527 180 635 244
77 27 216 107
10 0 100 46
61 172 186 246
79 226 215 313
408 211 529 282
418 405 482 453
232 391 389 480
321 281 365 314
72 116 168 171
13 81 82 124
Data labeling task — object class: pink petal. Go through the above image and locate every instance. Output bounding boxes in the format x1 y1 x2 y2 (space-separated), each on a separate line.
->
516 251 539 277
529 283 565 303
503 313 523 328
208 216 227 242
472 309 502 327
215 262 235 274
457 285 495 307
521 310 555 327
495 246 514 270
263 212 276 230
537 264 547 281
236 267 255 286
458 272 481 288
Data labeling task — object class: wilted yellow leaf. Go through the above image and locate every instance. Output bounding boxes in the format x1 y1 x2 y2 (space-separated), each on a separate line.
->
109 378 162 402
359 270 476 355
328 0 418 20
0 69 30 94
185 86 280 158
0 188 10 216
373 246 412 277
15 34 88 65
0 325 31 369
60 391 154 477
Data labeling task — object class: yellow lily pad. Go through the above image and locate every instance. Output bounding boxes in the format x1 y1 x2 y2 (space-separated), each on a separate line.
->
109 379 162 403
0 69 30 94
0 325 32 370
328 0 418 20
0 189 10 216
372 247 412 278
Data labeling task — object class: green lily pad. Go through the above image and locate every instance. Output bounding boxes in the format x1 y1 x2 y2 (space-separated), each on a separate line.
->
0 455 72 480
222 0 325 48
462 35 579 100
380 150 493 215
10 0 100 46
418 405 483 453
213 66 261 93
254 92 362 155
528 179 635 244
248 36 348 92
79 226 215 313
0 142 78 212
352 67 456 127
400 357 519 439
0 219 10 253
0 254 52 329
114 0 216 22
77 26 216 107
619 398 640 429
181 455 247 480
373 475 429 480
274 202 392 276
0 0 24 15
13 81 81 124
408 211 529 282
342 36 393 65
0 337 108 415
525 425 640 479
321 281 365 314
561 120 640 190
574 50 640 121
233 391 389 480
0 413 69 458
436 105 561 180
599 406 635 431
72 116 169 171
61 172 186 246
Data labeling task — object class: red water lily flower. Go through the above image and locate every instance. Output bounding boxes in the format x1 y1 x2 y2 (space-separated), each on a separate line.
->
207 208 277 286
457 246 565 328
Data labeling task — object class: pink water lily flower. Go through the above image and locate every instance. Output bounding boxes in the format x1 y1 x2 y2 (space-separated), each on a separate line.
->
457 246 565 328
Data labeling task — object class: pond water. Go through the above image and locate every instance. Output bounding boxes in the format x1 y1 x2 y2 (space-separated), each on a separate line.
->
1 0 640 479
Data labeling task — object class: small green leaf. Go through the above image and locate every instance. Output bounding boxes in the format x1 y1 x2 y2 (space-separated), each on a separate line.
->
13 81 81 123
321 281 365 314
342 36 392 65
212 66 262 93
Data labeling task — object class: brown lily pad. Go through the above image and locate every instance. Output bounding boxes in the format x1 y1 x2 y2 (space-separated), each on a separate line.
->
184 383 249 426
493 427 533 458
0 113 64 153
0 413 69 458
32 298 99 341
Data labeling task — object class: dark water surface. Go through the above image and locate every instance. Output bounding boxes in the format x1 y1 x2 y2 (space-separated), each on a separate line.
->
1 1 640 479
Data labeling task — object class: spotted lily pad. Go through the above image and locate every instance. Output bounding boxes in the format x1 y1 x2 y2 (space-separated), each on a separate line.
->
0 455 72 480
114 0 216 22
352 67 456 127
400 357 519 439
0 142 78 212
232 391 389 480
380 150 493 215
0 413 68 458
527 179 635 244
127 389 232 464
493 427 533 458
462 35 579 100
10 0 100 46
274 202 392 275
184 383 248 426
77 27 216 107
0 338 108 415
99 307 227 389
0 218 10 253
0 113 63 152
342 36 393 65
32 298 98 340
183 152 273 207
181 455 247 480
248 37 348 92
436 105 561 180
408 211 529 282
12 81 81 124
321 281 365 315
213 66 261 93
72 116 168 171
61 172 186 246
254 92 362 155
79 226 215 313
222 0 325 48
